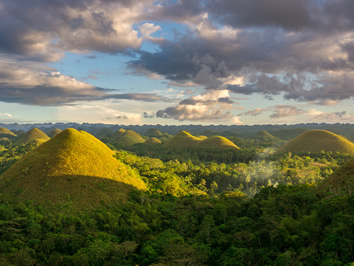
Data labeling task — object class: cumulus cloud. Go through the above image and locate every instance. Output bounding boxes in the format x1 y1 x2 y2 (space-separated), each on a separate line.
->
0 0 158 61
242 105 307 119
311 111 354 122
156 89 235 121
0 61 168 105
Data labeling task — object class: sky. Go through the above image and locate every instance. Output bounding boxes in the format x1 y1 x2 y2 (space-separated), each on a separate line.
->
1 0 354 125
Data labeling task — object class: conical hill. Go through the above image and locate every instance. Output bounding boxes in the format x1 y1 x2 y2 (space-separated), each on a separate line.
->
48 128 62 138
13 128 50 146
256 130 274 140
145 137 162 145
113 128 126 139
165 131 202 148
0 129 146 208
199 136 240 150
115 130 145 146
145 128 163 137
275 130 354 155
0 127 16 138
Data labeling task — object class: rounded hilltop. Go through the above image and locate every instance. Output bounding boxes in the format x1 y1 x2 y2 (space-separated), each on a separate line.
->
48 128 62 138
275 130 354 155
166 131 239 150
145 128 163 137
13 128 50 146
256 130 274 140
165 131 202 148
145 137 162 145
0 127 17 138
115 130 145 146
0 128 146 209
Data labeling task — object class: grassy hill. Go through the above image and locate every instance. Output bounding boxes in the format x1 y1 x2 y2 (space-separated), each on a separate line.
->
197 135 208 140
165 131 202 148
0 127 16 138
13 128 50 146
96 127 114 138
166 131 239 150
145 137 162 145
115 130 145 146
113 128 126 139
275 130 354 155
145 128 163 137
270 128 307 140
256 130 275 140
48 128 62 138
198 136 240 150
0 128 146 209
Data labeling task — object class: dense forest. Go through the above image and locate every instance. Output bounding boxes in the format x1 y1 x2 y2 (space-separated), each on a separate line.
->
0 124 353 265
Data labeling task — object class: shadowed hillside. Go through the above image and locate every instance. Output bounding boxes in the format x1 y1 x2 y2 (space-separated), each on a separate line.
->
145 128 163 137
0 128 146 209
256 130 275 140
13 128 50 146
113 128 126 139
275 130 354 155
48 128 62 138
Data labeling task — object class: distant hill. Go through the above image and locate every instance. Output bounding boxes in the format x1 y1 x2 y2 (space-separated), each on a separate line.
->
145 128 163 137
197 135 208 140
275 130 354 155
13 128 50 146
113 128 126 139
269 128 307 140
96 127 114 138
0 127 16 138
48 128 62 138
166 131 239 150
115 130 145 146
165 131 202 148
198 136 240 150
256 130 275 140
0 128 146 209
145 137 162 145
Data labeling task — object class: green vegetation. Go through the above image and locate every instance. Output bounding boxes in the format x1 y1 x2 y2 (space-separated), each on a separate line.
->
0 129 146 209
276 129 354 155
13 128 50 146
115 130 145 147
0 125 353 265
256 130 274 140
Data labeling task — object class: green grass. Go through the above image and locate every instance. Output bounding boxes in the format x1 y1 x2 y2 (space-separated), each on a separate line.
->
115 130 145 146
0 128 146 209
113 128 126 139
0 127 16 138
275 129 354 155
145 137 162 145
13 128 50 146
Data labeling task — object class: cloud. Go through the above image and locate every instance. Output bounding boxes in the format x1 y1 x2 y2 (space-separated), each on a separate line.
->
0 61 168 105
156 89 235 121
311 111 354 122
138 23 164 43
0 0 159 61
270 105 306 118
243 108 268 116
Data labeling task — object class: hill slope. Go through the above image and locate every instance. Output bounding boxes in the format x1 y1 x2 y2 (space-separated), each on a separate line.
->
0 129 146 209
145 137 162 145
165 131 202 148
199 136 240 150
13 128 50 146
0 127 17 138
48 128 62 138
145 128 163 137
115 130 145 146
256 130 275 140
275 130 354 155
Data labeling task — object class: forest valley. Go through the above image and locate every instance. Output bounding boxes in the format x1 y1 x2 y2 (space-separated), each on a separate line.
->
0 126 353 265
